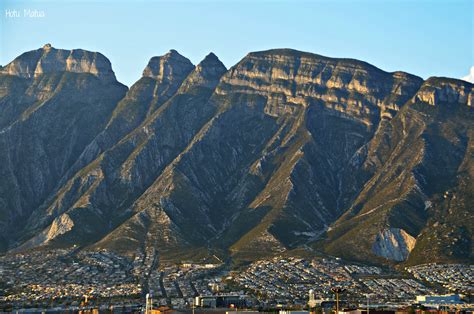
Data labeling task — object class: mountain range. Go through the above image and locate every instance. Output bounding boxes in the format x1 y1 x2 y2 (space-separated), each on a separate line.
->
0 44 472 266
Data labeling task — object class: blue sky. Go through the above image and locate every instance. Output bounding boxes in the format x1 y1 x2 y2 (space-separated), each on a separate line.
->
1 0 472 86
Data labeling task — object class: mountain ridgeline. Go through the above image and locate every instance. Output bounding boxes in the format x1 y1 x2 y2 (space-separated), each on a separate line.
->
0 45 472 266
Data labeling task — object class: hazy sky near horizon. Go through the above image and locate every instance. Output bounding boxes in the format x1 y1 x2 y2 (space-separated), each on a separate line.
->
1 0 472 86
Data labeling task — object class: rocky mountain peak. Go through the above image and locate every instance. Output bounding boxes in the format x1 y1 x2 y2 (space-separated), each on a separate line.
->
178 52 227 92
166 49 182 56
0 45 117 81
198 52 227 74
413 77 473 106
201 52 220 62
142 50 194 82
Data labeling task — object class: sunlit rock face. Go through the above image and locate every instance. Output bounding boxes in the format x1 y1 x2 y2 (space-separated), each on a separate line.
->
217 49 422 126
14 213 75 251
0 44 117 81
372 228 416 261
413 77 473 106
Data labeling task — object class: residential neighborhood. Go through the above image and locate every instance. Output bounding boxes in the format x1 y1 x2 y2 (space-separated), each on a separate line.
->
406 263 473 293
0 250 472 312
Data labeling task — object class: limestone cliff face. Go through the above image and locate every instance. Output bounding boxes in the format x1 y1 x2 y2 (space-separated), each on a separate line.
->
1 46 472 266
218 49 422 125
0 44 117 81
372 228 416 261
413 77 473 106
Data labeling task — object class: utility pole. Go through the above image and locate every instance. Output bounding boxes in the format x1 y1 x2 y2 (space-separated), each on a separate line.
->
366 294 370 314
331 287 346 314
